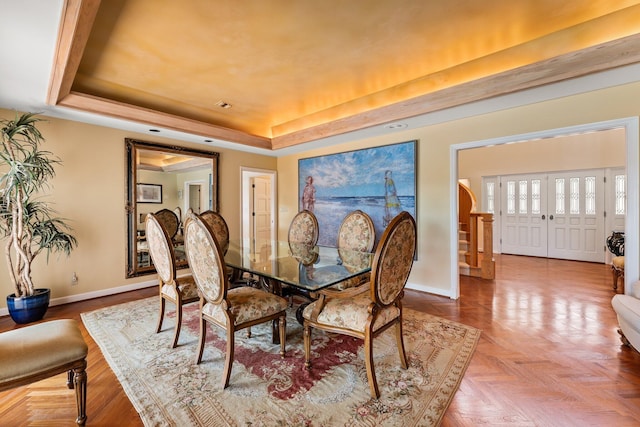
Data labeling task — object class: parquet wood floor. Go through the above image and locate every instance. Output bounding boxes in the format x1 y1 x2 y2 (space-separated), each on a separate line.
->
1 254 639 426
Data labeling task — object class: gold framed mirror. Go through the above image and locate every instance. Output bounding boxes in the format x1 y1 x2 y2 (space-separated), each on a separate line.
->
125 138 219 278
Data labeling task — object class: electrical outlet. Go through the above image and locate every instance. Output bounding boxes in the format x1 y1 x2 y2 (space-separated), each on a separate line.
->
71 272 78 286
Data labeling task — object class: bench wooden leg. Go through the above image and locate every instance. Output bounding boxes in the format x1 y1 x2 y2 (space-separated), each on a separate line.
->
72 362 87 426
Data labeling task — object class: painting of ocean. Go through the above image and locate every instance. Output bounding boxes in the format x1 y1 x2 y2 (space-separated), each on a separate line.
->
298 141 416 247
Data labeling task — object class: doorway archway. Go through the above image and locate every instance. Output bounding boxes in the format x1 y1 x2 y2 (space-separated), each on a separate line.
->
450 117 639 299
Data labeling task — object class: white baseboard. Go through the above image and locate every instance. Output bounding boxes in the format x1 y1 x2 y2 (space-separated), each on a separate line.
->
406 282 456 299
0 278 158 317
0 277 453 318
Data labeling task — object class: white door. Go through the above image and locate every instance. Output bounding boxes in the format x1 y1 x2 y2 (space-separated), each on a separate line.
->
188 184 201 213
500 174 548 257
547 170 605 262
251 176 272 242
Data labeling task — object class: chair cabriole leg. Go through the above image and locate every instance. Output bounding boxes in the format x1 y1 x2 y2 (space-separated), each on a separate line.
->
172 299 182 348
156 296 166 333
222 329 234 388
279 315 286 357
364 334 380 399
195 315 206 364
303 323 312 369
395 319 408 369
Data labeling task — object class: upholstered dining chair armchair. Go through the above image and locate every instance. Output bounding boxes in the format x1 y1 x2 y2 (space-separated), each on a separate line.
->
145 213 199 348
183 212 288 389
302 211 416 399
318 210 376 298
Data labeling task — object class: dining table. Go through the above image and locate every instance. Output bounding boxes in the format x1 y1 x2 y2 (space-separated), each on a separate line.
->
223 238 374 342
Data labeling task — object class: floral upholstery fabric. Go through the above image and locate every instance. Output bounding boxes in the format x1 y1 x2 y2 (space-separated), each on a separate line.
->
289 242 319 266
288 210 318 246
376 217 416 305
146 215 173 284
184 218 224 303
154 209 179 238
329 273 370 291
161 276 199 301
302 292 399 333
337 211 375 254
328 211 375 291
200 211 230 254
202 286 289 326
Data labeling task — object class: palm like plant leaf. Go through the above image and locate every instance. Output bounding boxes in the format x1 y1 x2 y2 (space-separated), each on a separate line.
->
0 112 76 297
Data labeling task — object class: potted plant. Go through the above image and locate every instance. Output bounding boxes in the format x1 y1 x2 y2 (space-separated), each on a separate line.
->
0 112 77 323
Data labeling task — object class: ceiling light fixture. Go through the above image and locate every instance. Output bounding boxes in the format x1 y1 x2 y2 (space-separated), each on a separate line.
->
215 100 232 109
384 123 407 130
149 129 160 132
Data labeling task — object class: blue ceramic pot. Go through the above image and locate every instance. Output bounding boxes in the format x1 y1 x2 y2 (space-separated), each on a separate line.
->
6 288 51 324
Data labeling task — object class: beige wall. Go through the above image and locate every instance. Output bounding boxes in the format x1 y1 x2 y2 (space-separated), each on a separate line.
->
0 110 276 310
277 81 640 296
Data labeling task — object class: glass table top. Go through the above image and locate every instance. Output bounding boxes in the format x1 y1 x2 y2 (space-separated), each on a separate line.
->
224 239 373 292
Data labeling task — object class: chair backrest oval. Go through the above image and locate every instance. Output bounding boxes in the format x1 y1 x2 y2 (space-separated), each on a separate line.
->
145 213 176 284
338 210 375 270
183 214 227 304
371 211 416 306
154 208 179 239
288 210 319 247
200 210 230 254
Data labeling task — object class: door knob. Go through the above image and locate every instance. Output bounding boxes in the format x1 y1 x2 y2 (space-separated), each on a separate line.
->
542 215 546 220
549 215 554 220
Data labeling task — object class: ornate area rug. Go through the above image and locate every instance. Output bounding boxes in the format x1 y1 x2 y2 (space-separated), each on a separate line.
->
81 297 480 426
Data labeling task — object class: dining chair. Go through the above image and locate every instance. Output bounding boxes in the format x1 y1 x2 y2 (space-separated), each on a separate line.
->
284 210 319 300
145 212 199 348
318 210 376 298
199 209 255 287
154 208 180 240
200 210 230 254
302 211 416 399
183 212 288 389
288 209 319 247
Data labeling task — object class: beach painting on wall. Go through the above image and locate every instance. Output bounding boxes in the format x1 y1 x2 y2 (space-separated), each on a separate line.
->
298 140 416 247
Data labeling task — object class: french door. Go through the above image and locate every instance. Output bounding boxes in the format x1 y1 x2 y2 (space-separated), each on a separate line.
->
500 174 548 257
547 170 604 262
498 169 607 262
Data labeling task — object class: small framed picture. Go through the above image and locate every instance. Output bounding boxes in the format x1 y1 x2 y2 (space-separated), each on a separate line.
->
137 183 162 203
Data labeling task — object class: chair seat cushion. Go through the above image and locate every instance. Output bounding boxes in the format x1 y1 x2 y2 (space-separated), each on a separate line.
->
302 292 399 333
202 286 288 325
161 276 199 301
613 256 625 269
0 319 87 383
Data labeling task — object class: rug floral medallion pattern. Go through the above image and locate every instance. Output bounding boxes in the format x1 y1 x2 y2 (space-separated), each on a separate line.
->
82 296 480 426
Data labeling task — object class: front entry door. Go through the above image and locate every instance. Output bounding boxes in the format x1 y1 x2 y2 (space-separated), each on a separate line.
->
499 169 607 262
500 174 548 257
547 170 605 262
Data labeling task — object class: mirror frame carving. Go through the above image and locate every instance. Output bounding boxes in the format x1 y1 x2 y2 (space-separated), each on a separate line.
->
125 138 219 278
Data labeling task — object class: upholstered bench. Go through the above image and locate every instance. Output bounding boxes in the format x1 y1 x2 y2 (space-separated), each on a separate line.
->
0 319 88 425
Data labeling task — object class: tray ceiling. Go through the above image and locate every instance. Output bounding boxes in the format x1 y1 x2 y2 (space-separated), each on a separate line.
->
49 0 640 151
